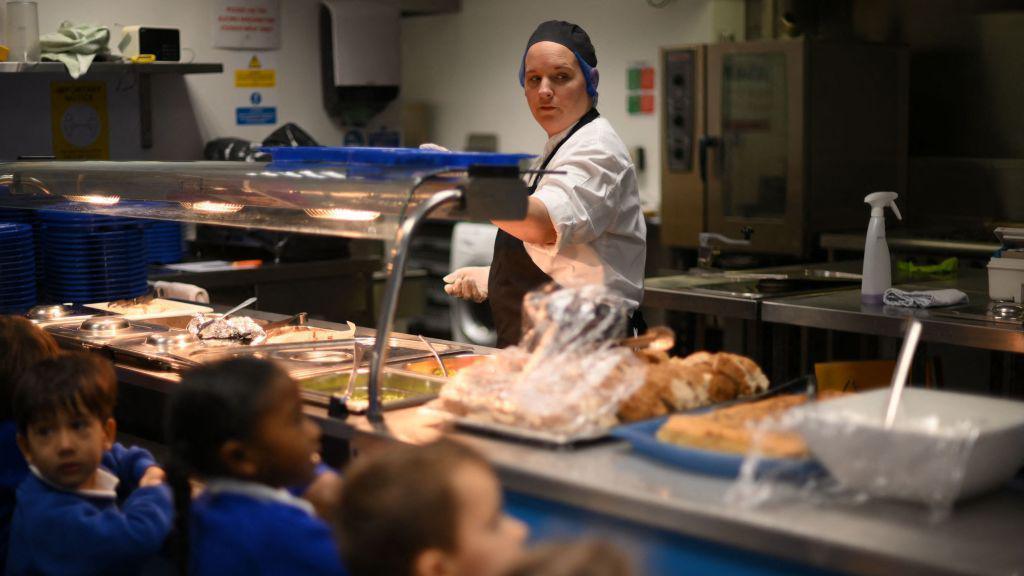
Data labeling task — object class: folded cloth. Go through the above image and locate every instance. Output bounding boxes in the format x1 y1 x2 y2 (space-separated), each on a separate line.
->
883 288 968 308
153 281 210 304
40 21 110 79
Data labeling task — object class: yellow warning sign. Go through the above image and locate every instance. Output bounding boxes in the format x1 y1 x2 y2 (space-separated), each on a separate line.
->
249 55 261 68
50 81 110 160
235 68 275 88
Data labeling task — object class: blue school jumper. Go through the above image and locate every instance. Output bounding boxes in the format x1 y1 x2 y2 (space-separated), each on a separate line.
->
190 479 347 576
0 428 156 570
5 449 172 575
0 421 27 570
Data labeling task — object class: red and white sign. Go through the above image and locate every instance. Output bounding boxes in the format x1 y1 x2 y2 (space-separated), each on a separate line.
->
213 0 281 50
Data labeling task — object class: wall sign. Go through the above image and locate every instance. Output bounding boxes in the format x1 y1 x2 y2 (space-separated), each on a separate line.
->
236 106 277 125
50 81 110 159
234 54 276 87
213 0 281 50
627 62 656 115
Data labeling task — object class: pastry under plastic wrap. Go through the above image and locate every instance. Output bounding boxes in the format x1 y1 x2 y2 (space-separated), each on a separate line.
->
617 350 770 423
437 345 645 437
187 314 266 344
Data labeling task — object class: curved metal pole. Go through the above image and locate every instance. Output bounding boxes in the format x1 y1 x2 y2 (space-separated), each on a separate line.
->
367 188 463 422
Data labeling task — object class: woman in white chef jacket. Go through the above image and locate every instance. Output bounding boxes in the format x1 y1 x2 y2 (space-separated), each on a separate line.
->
444 20 647 347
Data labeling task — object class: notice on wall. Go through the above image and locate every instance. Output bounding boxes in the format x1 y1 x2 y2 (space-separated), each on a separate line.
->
213 0 281 50
236 106 277 125
627 62 655 115
234 54 276 87
50 81 110 160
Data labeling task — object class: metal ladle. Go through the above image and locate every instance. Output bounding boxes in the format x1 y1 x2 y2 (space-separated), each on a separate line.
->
884 318 923 428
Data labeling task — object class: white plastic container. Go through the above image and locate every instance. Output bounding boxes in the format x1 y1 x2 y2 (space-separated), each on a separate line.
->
794 388 1024 505
987 256 1024 303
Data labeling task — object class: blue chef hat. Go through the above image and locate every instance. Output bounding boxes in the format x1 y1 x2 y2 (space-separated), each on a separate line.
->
518 20 599 98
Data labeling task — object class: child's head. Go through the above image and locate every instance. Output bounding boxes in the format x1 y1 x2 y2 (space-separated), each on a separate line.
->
14 352 118 491
337 440 528 576
502 539 634 576
0 315 61 421
166 357 320 487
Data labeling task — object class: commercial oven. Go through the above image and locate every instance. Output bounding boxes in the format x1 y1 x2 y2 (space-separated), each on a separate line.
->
660 38 908 257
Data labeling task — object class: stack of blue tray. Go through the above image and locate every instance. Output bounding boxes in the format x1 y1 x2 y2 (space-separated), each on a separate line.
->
39 211 148 303
0 223 37 314
142 220 185 264
0 208 43 285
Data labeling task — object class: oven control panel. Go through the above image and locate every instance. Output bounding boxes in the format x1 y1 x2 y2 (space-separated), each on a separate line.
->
664 48 696 173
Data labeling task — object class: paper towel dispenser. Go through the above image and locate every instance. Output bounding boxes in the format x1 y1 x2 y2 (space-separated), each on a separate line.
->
320 0 400 126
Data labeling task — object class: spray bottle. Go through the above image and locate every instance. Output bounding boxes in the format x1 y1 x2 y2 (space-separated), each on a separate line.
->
861 191 902 303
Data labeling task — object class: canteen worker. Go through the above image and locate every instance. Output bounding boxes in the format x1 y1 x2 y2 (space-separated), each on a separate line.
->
444 20 646 347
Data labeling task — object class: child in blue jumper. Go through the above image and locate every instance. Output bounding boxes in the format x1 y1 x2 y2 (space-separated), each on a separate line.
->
165 357 346 576
0 316 61 569
5 352 173 576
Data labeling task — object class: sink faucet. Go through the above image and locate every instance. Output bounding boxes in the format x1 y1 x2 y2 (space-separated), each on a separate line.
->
698 227 753 269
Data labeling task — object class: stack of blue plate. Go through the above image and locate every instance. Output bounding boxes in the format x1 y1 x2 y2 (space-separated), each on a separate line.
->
0 208 44 285
142 220 185 264
0 223 37 314
39 211 148 303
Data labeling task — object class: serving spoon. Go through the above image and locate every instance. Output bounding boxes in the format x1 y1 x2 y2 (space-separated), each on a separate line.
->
196 296 258 333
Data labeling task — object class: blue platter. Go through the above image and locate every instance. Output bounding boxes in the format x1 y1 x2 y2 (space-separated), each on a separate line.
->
611 416 822 479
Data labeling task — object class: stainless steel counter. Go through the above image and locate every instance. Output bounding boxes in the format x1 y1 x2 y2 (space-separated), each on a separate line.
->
105 309 1024 576
645 274 760 320
761 272 1024 354
321 406 1024 576
644 266 1024 355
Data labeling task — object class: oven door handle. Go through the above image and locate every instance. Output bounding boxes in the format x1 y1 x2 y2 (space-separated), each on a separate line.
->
699 135 720 183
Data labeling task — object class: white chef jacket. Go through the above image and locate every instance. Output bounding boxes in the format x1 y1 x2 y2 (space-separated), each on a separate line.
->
523 116 647 309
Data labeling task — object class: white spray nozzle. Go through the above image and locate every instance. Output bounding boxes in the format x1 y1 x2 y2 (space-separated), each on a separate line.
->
864 191 901 220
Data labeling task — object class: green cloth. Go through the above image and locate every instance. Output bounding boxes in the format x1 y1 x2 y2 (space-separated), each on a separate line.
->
40 21 110 79
896 257 959 276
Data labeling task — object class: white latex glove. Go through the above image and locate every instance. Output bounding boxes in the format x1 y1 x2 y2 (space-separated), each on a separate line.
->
419 142 450 152
444 266 489 303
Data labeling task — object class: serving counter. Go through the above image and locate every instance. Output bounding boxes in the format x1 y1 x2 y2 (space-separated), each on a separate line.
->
106 310 1024 576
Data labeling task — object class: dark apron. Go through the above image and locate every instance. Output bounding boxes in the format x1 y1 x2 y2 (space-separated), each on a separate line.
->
488 108 647 347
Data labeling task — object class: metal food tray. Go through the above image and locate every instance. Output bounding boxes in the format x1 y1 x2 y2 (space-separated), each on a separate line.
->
161 336 469 380
420 406 610 448
298 368 447 410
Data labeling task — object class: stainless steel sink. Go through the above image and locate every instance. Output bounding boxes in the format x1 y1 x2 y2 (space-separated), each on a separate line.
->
686 269 862 300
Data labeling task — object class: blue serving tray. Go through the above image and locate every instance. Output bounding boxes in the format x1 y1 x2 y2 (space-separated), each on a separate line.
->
262 146 533 170
611 416 822 479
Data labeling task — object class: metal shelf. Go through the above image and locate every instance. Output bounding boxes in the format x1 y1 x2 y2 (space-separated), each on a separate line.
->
0 61 223 75
0 61 223 149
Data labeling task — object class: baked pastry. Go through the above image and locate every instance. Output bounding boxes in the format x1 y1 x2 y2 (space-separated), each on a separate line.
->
713 353 770 396
655 392 848 458
617 350 769 422
656 414 808 458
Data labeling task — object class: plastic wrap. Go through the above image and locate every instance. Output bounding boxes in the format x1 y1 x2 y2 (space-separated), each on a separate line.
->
725 394 981 521
435 285 645 440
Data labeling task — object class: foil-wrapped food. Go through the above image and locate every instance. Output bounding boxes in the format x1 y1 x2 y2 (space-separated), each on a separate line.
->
187 313 267 345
